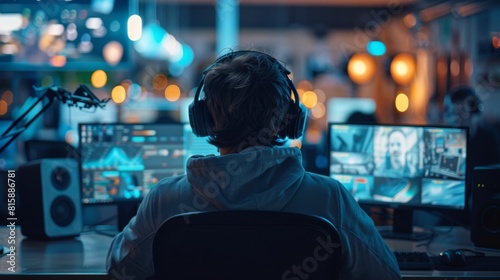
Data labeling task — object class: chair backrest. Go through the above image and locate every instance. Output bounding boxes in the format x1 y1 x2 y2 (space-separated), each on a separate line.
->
151 210 342 280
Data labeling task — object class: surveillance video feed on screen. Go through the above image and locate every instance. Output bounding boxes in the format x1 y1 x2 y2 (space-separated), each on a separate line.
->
329 124 467 209
79 123 217 204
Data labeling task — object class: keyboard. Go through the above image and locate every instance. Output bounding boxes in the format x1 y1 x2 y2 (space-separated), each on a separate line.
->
394 251 433 270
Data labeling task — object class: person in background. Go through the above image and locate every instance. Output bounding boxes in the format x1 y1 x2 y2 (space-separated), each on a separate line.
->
346 111 379 124
439 85 500 226
443 85 500 172
106 50 401 280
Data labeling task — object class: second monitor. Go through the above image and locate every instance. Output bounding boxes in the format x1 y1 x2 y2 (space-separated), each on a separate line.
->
328 123 468 240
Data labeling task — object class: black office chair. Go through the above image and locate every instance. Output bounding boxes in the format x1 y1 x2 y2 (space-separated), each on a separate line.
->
149 210 342 280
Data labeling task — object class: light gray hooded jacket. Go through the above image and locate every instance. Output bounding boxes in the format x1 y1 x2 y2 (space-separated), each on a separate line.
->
106 146 401 280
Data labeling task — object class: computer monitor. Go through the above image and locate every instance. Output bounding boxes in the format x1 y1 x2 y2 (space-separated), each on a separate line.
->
78 122 218 232
328 123 468 240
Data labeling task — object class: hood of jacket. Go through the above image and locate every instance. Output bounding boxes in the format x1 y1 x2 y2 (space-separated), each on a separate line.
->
186 146 304 210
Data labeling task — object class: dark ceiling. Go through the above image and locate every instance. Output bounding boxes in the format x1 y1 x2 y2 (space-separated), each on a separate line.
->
154 0 499 33
155 4 415 31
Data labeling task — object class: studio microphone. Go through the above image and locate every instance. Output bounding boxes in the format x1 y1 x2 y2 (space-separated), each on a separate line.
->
0 84 111 154
33 84 111 110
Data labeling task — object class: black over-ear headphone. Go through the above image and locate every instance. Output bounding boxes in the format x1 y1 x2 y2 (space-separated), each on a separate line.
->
188 50 307 139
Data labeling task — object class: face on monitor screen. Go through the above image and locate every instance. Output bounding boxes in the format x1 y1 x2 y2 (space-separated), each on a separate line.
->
328 123 468 209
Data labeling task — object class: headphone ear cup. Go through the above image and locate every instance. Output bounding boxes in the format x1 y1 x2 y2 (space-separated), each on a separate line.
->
189 99 212 137
286 101 307 139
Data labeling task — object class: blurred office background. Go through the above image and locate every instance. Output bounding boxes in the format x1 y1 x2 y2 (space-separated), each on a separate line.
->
0 0 499 179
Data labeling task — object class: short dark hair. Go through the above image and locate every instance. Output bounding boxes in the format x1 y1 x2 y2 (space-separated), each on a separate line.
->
204 51 291 151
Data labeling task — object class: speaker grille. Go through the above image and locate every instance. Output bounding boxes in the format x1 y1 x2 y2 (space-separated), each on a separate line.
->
50 195 76 227
51 166 71 190
481 205 500 234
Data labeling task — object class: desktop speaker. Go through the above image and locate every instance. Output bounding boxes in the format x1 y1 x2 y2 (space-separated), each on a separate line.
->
471 165 500 249
18 159 82 240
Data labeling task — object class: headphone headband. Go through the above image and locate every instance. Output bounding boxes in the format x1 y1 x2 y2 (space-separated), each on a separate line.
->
189 50 307 139
194 51 297 103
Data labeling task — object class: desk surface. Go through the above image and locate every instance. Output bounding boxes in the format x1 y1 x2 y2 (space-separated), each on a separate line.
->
382 226 500 279
0 227 112 279
0 226 499 279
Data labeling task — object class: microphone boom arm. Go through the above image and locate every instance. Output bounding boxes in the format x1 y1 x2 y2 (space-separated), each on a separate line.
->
0 85 110 154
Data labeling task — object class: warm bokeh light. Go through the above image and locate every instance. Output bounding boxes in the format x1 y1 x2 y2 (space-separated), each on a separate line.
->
395 92 409 112
403 14 417 28
297 80 313 91
2 90 13 105
301 90 318 109
103 41 123 65
311 102 326 119
437 58 448 76
50 55 66 67
464 58 473 78
0 100 8 115
120 79 132 92
153 74 168 90
65 130 76 145
390 53 416 85
347 53 376 84
127 14 142 41
450 59 460 77
294 89 305 102
394 61 408 75
111 85 126 104
39 34 58 52
314 88 326 103
164 84 181 102
91 69 107 88
305 128 322 144
1 44 18 55
492 36 500 49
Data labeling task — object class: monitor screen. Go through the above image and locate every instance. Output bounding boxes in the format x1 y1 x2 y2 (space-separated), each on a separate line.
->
78 122 218 204
328 123 468 240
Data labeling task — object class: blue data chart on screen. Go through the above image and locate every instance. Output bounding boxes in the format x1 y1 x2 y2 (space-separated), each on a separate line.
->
328 124 468 209
79 123 217 204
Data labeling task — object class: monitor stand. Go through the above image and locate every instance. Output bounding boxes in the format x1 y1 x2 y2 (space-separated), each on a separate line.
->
95 201 140 237
378 208 432 241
